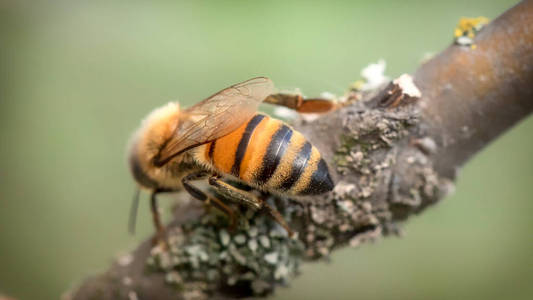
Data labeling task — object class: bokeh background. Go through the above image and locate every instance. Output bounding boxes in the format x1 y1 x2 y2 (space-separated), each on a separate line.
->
1 1 531 299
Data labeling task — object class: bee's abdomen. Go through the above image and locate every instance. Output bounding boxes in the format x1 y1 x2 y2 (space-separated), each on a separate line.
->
206 114 333 195
268 137 334 196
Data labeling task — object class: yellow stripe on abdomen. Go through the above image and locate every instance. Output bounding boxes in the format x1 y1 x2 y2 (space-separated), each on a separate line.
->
239 116 282 182
210 120 249 174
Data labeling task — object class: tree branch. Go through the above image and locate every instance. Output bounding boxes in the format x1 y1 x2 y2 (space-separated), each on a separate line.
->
69 1 533 299
415 0 533 177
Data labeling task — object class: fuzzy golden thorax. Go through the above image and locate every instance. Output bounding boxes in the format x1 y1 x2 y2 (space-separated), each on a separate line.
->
128 102 194 190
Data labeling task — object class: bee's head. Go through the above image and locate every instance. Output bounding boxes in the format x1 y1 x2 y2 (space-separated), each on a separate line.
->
128 102 181 188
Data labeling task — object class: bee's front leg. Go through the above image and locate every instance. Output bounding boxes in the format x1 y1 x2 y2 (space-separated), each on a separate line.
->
181 171 237 230
150 188 173 249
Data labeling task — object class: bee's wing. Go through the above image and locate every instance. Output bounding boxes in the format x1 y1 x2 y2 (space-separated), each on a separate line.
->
155 77 274 165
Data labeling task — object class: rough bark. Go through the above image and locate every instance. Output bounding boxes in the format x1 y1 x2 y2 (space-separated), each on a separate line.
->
69 1 533 299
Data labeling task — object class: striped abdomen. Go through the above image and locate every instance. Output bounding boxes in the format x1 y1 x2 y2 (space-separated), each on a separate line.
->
204 114 334 195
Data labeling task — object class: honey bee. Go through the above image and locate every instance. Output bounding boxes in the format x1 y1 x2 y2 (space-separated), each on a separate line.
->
128 77 336 241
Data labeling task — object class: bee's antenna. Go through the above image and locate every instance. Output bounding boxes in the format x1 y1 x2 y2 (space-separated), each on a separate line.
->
128 188 141 235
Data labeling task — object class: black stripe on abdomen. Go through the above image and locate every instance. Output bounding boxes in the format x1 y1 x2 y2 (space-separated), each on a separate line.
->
255 125 293 184
279 141 312 191
299 158 334 195
231 114 265 176
208 140 216 162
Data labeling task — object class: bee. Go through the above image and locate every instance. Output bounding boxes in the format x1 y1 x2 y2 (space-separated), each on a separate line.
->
128 77 336 242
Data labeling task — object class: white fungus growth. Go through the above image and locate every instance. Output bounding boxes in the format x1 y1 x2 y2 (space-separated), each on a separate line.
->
393 74 421 98
361 59 389 91
127 291 139 300
219 230 230 247
122 276 132 286
274 264 289 280
273 106 298 120
165 271 183 285
248 226 259 237
248 239 258 253
320 91 337 99
259 235 271 248
264 252 279 265
117 253 134 267
456 36 473 46
333 181 356 197
233 234 247 245
301 113 321 122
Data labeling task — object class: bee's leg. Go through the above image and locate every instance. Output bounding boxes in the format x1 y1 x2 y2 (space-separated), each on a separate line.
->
261 197 295 237
207 176 295 237
181 172 237 229
150 188 172 248
263 93 337 114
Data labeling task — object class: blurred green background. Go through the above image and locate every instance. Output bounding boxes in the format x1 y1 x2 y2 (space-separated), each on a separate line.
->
1 1 531 299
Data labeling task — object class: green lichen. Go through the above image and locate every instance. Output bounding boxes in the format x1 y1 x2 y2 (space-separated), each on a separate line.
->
148 204 305 296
